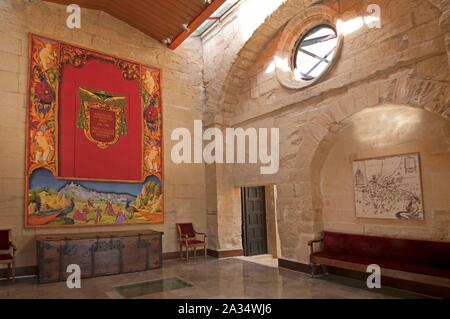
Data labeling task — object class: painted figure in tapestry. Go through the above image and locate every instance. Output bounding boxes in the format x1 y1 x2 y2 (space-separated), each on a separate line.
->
142 67 162 178
28 36 59 175
27 169 163 226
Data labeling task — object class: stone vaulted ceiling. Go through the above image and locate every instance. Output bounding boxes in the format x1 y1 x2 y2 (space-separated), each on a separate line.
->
213 0 450 121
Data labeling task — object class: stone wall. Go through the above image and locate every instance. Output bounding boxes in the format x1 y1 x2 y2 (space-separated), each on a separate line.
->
201 0 297 124
0 0 206 268
205 0 450 263
321 105 450 240
1 0 449 270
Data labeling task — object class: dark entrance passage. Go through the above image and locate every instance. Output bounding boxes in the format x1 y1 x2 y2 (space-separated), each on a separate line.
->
241 187 267 256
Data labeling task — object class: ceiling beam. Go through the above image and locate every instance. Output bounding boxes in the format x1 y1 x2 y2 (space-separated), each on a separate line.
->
168 0 226 50
42 0 225 50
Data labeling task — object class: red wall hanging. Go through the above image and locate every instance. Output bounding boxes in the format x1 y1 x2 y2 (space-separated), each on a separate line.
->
25 34 163 227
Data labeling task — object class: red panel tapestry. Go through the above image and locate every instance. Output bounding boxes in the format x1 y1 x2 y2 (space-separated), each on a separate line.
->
59 58 142 181
25 34 163 228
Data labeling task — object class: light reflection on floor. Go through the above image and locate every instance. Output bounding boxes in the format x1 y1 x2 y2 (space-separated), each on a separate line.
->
0 257 429 299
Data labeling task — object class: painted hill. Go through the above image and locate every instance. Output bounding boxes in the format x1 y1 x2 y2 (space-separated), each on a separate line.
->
59 182 136 205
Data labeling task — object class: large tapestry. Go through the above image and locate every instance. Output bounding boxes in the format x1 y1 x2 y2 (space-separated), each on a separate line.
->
352 153 424 220
26 34 163 227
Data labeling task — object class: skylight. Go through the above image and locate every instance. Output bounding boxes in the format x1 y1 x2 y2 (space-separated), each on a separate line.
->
192 0 241 37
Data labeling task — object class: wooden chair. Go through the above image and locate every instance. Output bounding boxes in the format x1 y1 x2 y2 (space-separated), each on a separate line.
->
176 223 207 261
0 229 16 283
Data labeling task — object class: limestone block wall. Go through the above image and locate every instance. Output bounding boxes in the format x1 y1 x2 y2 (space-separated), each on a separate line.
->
321 105 450 241
233 0 449 122
209 0 450 263
201 0 305 123
1 0 448 269
0 0 206 268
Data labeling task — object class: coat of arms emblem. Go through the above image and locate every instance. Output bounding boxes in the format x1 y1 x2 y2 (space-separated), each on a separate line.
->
76 88 127 149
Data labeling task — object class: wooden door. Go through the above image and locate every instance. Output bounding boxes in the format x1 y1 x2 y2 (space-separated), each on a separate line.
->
242 187 267 256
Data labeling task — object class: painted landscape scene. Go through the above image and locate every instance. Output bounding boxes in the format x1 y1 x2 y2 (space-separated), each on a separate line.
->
27 168 163 226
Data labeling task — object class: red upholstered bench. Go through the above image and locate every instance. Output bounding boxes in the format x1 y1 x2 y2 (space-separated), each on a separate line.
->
309 231 450 289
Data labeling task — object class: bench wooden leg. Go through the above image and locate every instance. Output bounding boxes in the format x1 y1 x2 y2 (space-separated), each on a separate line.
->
310 263 328 278
311 263 317 278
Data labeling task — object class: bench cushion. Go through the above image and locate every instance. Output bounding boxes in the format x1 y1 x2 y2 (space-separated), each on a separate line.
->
0 254 13 261
0 230 9 250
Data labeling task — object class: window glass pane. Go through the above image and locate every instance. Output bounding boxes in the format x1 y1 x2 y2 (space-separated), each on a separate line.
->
294 25 338 81
193 0 241 36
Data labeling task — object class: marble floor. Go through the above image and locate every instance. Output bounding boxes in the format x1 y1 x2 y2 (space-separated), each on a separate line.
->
234 254 279 268
0 257 429 299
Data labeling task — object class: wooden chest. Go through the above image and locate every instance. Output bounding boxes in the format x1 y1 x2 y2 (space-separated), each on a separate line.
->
36 230 163 284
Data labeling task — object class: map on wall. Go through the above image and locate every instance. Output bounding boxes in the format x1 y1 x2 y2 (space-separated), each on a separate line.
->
352 153 424 220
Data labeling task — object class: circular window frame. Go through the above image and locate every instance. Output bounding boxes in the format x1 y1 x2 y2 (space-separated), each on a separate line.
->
274 7 343 90
292 24 338 82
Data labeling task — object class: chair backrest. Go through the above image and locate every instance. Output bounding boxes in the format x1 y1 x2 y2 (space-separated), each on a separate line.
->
0 229 11 250
177 223 196 239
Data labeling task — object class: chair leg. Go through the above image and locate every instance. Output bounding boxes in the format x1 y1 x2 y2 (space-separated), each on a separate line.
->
186 246 189 262
11 260 16 284
179 244 182 260
7 263 11 280
194 247 197 259
204 245 207 258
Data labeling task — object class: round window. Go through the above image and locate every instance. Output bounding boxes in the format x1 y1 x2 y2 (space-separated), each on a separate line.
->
293 24 338 82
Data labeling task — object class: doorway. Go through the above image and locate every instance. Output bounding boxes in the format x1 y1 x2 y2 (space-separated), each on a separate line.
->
241 186 268 256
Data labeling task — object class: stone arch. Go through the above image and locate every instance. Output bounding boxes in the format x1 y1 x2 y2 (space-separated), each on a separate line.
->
274 74 450 262
216 0 449 121
208 0 450 262
427 0 450 66
310 74 450 208
215 0 328 121
312 104 450 239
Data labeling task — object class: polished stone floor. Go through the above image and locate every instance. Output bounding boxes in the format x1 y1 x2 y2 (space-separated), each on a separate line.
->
0 257 428 299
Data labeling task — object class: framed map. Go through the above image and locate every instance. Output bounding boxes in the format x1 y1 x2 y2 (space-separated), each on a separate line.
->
352 153 424 220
